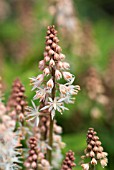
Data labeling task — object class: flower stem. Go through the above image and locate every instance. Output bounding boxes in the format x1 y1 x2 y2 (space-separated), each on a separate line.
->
47 66 56 164
91 165 96 170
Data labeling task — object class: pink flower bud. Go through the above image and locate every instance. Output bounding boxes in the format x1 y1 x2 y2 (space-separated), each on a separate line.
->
59 84 67 94
54 53 60 60
91 158 97 165
90 150 95 157
19 113 24 121
33 154 37 160
38 152 44 159
46 39 52 45
31 162 37 168
49 59 55 67
43 67 50 75
49 34 54 38
45 46 50 51
45 56 50 62
39 60 45 70
24 162 30 168
62 62 70 70
49 49 54 56
57 61 63 69
100 158 108 168
60 53 65 60
56 45 61 53
81 163 89 170
55 70 62 80
47 79 54 89
63 72 72 81
52 42 56 48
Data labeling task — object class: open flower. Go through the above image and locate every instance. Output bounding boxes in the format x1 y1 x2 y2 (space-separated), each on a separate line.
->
30 74 44 90
33 87 51 101
26 101 40 126
40 97 68 119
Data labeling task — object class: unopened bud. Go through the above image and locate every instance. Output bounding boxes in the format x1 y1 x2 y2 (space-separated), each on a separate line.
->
55 70 62 80
47 79 54 89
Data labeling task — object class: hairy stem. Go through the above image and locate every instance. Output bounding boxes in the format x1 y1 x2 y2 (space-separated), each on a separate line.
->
47 66 56 164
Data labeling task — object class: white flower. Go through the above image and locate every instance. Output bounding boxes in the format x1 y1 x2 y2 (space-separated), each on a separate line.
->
30 74 44 90
26 101 40 126
33 87 50 101
40 97 68 119
59 84 80 104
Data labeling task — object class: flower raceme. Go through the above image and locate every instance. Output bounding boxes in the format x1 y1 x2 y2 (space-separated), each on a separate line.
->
29 25 80 121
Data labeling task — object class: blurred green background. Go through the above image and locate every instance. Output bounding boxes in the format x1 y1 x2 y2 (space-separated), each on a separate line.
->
0 0 114 169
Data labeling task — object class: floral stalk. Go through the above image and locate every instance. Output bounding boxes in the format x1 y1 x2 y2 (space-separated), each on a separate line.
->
29 25 80 166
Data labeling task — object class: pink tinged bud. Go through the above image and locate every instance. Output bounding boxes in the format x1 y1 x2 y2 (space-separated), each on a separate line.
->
93 146 98 152
49 49 54 56
49 59 55 67
38 152 44 159
59 84 67 94
46 39 52 44
24 162 30 168
57 61 63 69
44 52 48 57
56 45 61 53
47 79 54 89
62 62 70 70
63 72 72 81
55 70 62 80
91 158 97 165
45 56 50 62
41 159 50 167
33 154 37 160
45 46 50 51
19 113 24 121
43 67 50 75
60 53 65 60
90 150 95 157
97 152 102 159
31 162 37 168
100 158 108 168
52 42 56 48
16 105 21 111
98 146 103 152
81 163 89 170
54 53 60 60
39 60 45 70
49 33 54 38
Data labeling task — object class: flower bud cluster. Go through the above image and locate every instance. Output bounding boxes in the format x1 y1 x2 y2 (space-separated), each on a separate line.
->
61 150 76 170
81 128 108 169
25 137 38 169
7 78 27 122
